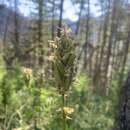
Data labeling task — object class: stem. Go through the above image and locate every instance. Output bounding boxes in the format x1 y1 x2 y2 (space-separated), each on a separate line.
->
62 93 66 130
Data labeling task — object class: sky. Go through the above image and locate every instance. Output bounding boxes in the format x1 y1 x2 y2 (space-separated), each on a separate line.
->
63 0 100 21
18 0 100 22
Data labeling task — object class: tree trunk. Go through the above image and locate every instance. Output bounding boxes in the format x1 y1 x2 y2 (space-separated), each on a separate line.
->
51 0 55 40
14 0 20 57
82 0 90 71
93 0 111 89
57 0 64 37
114 71 130 130
102 0 118 93
113 13 130 130
75 0 84 35
37 0 43 42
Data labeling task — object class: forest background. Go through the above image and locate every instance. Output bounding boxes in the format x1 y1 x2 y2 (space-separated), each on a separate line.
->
0 0 130 130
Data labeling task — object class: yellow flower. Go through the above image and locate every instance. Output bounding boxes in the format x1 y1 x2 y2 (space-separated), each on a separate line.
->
66 115 72 120
55 36 60 42
66 28 72 34
22 67 32 77
49 43 57 49
48 40 55 43
63 107 74 115
48 54 55 61
61 26 72 35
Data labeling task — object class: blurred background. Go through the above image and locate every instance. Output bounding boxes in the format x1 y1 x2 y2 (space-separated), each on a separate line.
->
0 0 130 130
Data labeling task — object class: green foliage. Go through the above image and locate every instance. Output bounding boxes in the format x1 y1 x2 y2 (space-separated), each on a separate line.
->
50 30 76 95
49 28 76 130
0 66 120 130
69 74 119 130
0 66 58 129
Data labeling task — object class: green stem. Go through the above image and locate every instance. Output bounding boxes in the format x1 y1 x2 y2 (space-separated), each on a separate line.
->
62 93 66 130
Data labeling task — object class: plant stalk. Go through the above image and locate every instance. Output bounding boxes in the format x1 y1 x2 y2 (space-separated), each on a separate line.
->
62 93 66 130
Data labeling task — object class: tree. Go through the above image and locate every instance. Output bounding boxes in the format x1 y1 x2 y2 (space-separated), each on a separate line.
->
57 0 64 37
82 0 90 71
51 0 55 40
94 0 111 91
75 0 85 35
114 71 130 130
77 0 90 71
